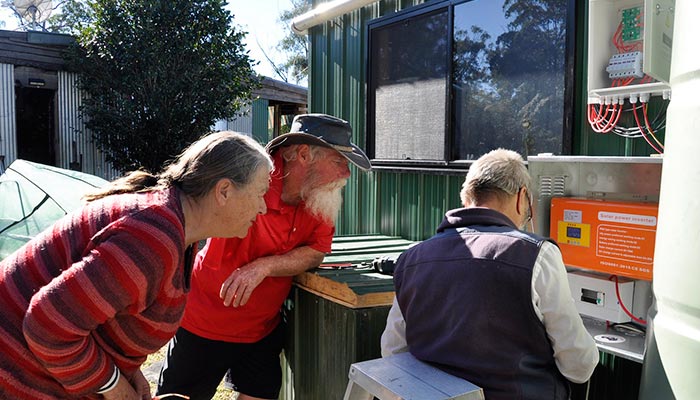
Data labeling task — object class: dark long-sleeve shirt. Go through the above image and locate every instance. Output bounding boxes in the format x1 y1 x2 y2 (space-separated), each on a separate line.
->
0 187 192 399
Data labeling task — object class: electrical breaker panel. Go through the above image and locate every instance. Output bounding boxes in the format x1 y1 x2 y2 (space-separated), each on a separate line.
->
587 0 675 104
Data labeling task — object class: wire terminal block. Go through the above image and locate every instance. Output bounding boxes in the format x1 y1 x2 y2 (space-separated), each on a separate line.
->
607 51 644 79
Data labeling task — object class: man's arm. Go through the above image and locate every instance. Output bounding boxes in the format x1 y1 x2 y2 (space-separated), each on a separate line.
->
380 297 409 357
533 242 599 383
220 245 325 307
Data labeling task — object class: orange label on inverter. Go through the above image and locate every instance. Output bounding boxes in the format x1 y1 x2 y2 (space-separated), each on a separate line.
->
550 198 658 281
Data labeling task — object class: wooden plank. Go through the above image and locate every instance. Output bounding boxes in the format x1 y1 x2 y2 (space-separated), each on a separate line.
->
294 235 416 307
313 269 394 294
296 283 394 308
294 271 395 308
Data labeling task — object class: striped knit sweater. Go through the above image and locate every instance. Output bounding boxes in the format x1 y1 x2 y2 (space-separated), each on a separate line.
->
0 187 192 399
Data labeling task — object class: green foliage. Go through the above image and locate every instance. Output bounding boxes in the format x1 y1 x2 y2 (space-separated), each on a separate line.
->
46 0 95 35
276 0 310 84
66 0 259 173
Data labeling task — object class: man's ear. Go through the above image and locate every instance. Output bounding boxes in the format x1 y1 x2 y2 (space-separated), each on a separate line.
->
515 187 526 216
297 144 312 164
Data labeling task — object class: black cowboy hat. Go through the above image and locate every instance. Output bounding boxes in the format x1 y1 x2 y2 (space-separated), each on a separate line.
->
265 113 372 171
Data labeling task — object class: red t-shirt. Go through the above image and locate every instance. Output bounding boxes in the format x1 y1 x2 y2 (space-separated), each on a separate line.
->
181 155 334 342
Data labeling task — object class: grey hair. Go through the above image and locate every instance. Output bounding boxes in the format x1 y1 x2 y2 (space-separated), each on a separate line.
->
85 131 272 201
160 131 272 199
460 148 531 206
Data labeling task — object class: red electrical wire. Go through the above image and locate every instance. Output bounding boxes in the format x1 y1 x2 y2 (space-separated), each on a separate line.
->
587 104 602 129
593 104 610 132
588 102 621 133
588 104 603 131
613 21 643 53
612 23 623 51
610 103 622 128
632 103 663 153
643 103 665 150
610 275 647 325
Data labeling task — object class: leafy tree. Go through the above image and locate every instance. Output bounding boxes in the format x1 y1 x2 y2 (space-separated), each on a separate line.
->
66 0 258 172
45 0 94 34
275 0 310 84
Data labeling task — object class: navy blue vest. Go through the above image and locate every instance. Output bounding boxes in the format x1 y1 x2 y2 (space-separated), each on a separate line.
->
394 208 569 400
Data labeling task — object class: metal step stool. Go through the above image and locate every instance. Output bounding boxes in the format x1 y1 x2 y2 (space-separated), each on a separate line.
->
343 352 485 400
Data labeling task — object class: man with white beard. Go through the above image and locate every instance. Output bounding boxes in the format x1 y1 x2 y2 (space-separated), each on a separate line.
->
156 114 371 400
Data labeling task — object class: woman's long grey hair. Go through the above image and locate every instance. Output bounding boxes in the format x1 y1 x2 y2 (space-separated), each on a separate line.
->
84 131 272 202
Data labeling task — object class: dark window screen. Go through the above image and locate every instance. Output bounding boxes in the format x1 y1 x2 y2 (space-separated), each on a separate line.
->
370 9 449 161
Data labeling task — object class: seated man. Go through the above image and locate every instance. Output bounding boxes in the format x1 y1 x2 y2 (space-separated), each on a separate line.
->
381 148 598 400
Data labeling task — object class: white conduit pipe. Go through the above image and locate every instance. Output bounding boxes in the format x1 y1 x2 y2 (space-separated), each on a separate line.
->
291 0 381 35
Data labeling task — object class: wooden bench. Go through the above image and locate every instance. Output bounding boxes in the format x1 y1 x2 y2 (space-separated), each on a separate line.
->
343 352 485 400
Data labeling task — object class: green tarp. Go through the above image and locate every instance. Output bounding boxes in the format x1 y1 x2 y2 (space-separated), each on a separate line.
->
0 160 108 260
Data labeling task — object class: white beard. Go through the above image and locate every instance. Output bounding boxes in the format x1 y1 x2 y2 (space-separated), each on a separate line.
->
303 179 347 225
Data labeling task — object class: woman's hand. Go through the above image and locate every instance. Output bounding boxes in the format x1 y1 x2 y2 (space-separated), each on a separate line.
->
100 370 151 400
101 374 139 400
131 369 152 400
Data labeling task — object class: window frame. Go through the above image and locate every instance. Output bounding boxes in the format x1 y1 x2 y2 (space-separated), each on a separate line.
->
365 0 576 173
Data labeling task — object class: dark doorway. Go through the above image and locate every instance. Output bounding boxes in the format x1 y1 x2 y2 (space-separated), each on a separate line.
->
16 87 56 165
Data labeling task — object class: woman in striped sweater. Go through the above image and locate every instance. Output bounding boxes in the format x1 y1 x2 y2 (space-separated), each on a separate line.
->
0 131 273 399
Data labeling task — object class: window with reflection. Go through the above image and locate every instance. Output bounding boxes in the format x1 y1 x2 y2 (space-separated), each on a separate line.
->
367 0 572 167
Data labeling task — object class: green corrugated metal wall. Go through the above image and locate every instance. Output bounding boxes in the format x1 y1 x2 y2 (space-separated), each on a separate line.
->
310 0 452 241
251 98 270 144
285 287 390 400
309 0 666 241
305 1 649 399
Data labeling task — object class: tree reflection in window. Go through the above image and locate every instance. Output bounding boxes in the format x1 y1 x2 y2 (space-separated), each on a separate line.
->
452 0 567 160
